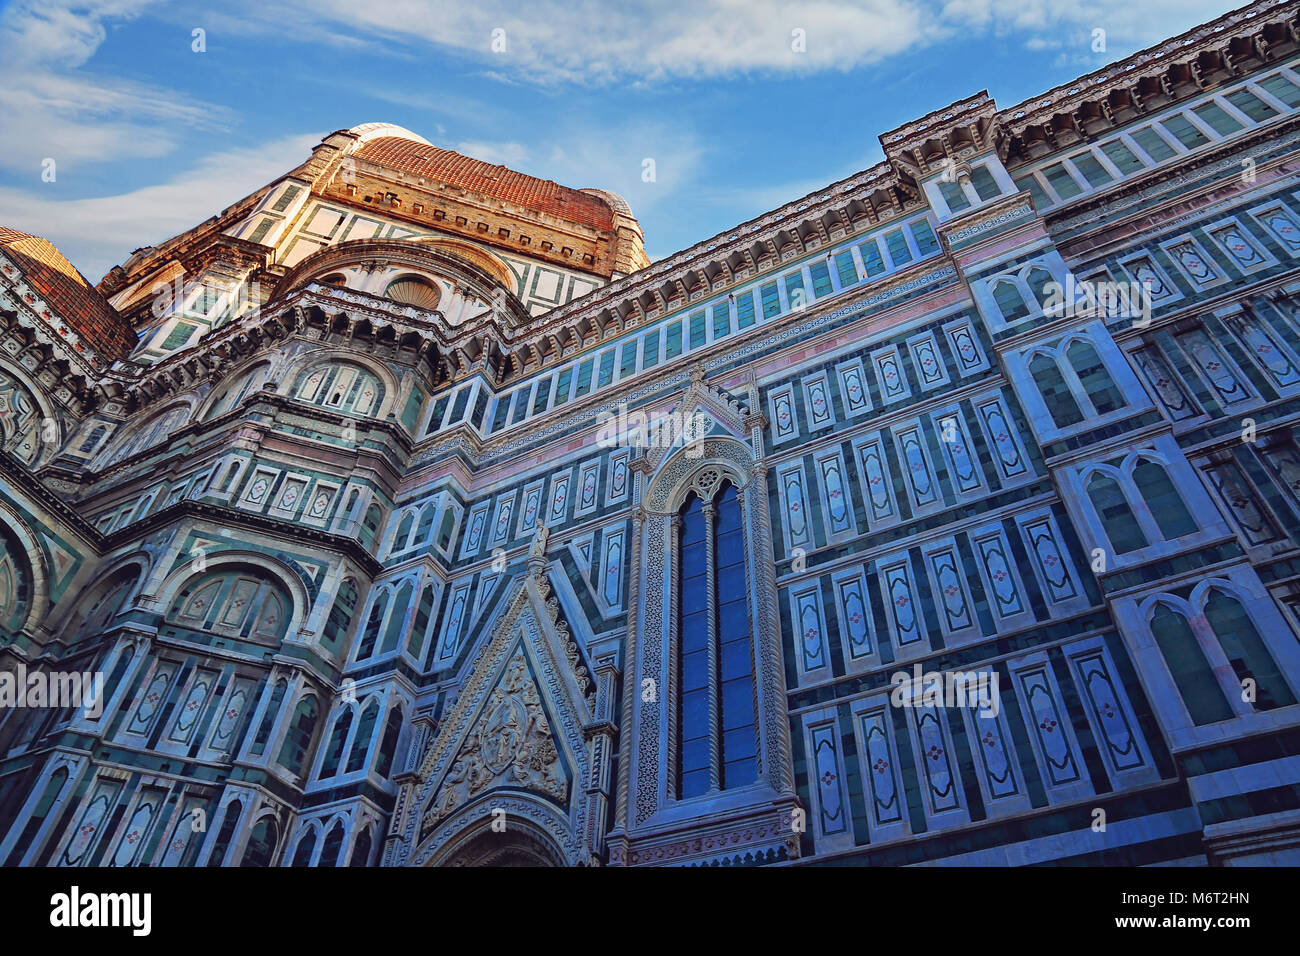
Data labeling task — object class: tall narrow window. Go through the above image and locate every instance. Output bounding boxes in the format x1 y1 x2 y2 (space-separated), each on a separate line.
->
675 478 757 800
318 821 345 867
677 494 710 800
1132 459 1197 540
1066 340 1127 416
322 579 358 655
240 817 279 867
319 708 353 778
276 695 319 776
205 801 242 866
1203 589 1296 711
1150 602 1233 725
1087 473 1148 554
376 707 405 778
993 280 1030 322
349 827 372 867
355 592 389 660
345 701 379 774
1030 353 1085 428
290 828 317 867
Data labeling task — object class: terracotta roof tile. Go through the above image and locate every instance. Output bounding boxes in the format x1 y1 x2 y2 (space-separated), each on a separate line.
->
354 137 615 231
0 226 136 361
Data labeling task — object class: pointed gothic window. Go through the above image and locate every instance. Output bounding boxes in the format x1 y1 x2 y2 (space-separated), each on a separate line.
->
1087 472 1148 554
1031 353 1085 428
1203 589 1296 711
322 579 358 654
676 477 757 800
319 708 353 777
319 820 345 867
276 694 319 776
376 706 404 778
290 827 317 866
240 816 279 867
992 280 1030 322
1132 459 1197 540
345 700 380 774
1066 340 1127 415
1149 602 1232 725
349 827 373 866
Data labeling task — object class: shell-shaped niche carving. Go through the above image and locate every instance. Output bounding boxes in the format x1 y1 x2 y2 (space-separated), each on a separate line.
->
384 274 442 311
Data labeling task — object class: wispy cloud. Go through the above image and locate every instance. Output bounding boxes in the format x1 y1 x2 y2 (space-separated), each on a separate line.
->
219 0 1242 85
0 134 321 280
0 0 227 175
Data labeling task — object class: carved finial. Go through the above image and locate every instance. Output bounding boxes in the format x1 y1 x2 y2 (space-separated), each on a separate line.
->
689 363 706 384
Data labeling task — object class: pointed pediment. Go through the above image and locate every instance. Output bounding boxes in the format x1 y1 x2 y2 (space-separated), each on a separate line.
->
410 569 594 849
637 364 759 474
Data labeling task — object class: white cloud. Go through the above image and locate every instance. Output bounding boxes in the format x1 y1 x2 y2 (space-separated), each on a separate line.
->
0 134 322 281
226 0 1241 85
0 0 226 175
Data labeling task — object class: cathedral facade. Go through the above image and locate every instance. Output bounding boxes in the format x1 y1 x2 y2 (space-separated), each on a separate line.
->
3 0 1300 868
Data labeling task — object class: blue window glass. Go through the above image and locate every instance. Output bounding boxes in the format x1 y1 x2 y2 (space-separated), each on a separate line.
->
714 483 756 788
678 494 711 800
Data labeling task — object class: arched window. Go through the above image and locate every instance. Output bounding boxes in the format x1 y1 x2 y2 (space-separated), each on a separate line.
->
1026 267 1057 311
322 579 358 655
318 820 345 867
345 700 379 774
240 816 279 867
379 583 412 655
1132 459 1197 540
1086 472 1148 554
415 504 437 544
1030 353 1084 428
360 504 382 549
437 510 456 551
407 585 436 658
348 827 373 867
0 524 33 633
75 572 136 639
289 827 317 867
292 362 384 416
676 479 757 799
1149 602 1232 725
992 280 1030 322
1203 589 1296 711
355 591 389 660
0 367 48 465
1066 340 1127 416
391 513 414 554
208 362 270 418
375 706 404 778
251 681 287 756
168 567 291 643
205 801 242 866
276 694 319 776
318 708 354 778
105 404 190 465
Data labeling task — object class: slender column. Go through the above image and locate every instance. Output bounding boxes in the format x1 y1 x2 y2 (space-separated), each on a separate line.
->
702 500 720 793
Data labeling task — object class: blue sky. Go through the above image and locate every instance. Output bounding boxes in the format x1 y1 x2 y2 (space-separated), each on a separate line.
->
0 0 1246 281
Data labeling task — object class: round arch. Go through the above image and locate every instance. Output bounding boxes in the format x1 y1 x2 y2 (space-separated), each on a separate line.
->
151 550 312 639
644 435 756 515
279 347 401 419
0 500 48 633
0 356 62 466
415 793 572 867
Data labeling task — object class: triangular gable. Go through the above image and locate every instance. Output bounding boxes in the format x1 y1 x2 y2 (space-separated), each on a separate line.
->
405 570 594 859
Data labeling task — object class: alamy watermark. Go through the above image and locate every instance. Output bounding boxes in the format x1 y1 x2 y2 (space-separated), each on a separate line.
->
890 663 1000 718
1039 275 1155 328
0 665 103 718
596 405 713 457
